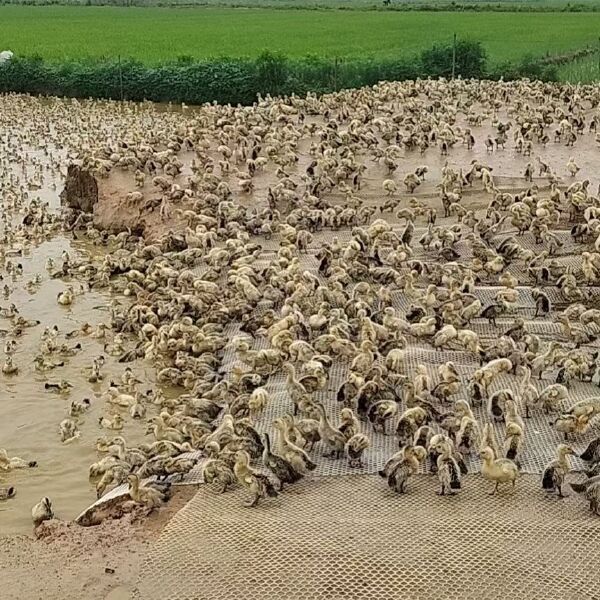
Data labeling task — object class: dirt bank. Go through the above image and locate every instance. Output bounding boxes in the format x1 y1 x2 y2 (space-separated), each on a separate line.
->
1 486 196 600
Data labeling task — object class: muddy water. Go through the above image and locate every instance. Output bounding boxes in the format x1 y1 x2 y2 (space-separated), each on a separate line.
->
0 167 151 535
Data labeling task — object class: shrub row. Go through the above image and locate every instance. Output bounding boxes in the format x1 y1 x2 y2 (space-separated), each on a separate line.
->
2 0 600 12
0 41 577 105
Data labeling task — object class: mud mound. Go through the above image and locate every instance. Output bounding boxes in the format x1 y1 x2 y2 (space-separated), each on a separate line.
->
59 164 98 213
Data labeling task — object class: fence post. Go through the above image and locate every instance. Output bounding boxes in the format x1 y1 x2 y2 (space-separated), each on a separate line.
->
118 54 124 101
334 57 338 92
451 32 457 80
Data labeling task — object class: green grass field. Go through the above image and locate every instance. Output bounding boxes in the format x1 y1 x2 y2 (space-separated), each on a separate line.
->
1 6 600 64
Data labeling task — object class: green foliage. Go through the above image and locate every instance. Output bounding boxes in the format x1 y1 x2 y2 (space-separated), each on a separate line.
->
256 51 288 95
0 39 594 104
420 39 487 78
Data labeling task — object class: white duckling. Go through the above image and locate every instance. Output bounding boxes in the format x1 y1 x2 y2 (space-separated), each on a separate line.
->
103 384 134 407
0 448 37 471
2 356 19 375
98 413 124 431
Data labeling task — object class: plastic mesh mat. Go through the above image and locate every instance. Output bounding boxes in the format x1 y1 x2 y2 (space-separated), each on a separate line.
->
133 473 600 600
78 237 600 519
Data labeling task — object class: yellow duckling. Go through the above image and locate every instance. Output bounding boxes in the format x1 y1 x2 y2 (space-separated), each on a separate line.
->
480 446 519 495
127 474 170 509
57 285 74 306
233 450 278 507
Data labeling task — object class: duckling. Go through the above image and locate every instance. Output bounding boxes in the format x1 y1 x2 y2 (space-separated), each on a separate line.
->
480 422 501 459
103 385 134 407
413 425 434 449
202 448 237 493
488 388 513 422
535 383 568 415
0 303 18 318
435 439 462 496
273 418 316 473
383 445 427 493
498 271 518 289
57 285 75 306
98 413 124 431
95 436 113 453
367 399 399 434
551 413 590 440
44 380 73 394
542 444 576 497
68 399 91 418
59 418 81 443
580 437 600 462
90 323 108 339
0 486 16 501
338 407 360 441
261 432 303 490
0 448 37 470
127 474 171 509
532 288 551 317
95 463 129 498
3 339 16 355
570 475 600 514
121 367 141 390
88 359 104 384
503 422 524 466
396 407 429 446
456 415 480 456
567 397 600 418
2 356 18 375
504 398 525 432
129 394 146 419
233 450 278 507
290 414 321 451
566 156 580 177
33 355 64 371
31 497 54 528
104 333 125 356
480 446 519 495
346 433 370 468
315 402 347 458
137 455 196 482
58 342 82 357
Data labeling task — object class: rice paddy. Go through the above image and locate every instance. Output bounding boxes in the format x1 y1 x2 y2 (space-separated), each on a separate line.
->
1 6 600 64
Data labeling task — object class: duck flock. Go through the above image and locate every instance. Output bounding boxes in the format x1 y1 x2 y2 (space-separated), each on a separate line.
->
3 79 600 528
